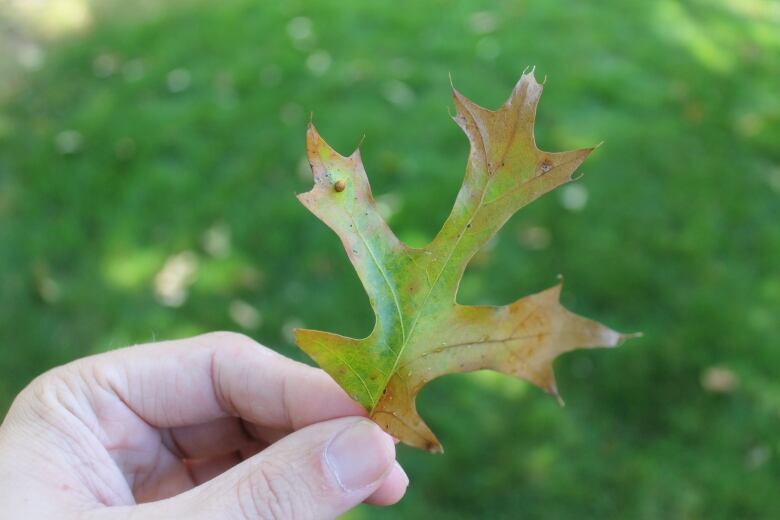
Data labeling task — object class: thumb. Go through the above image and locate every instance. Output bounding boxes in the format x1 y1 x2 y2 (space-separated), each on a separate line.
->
132 417 396 519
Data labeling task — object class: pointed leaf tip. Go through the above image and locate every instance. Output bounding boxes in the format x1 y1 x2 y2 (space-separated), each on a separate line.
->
619 331 643 344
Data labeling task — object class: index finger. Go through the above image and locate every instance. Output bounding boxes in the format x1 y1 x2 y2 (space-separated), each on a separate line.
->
77 331 366 430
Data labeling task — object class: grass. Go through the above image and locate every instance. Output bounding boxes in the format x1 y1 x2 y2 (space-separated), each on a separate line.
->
1 0 779 517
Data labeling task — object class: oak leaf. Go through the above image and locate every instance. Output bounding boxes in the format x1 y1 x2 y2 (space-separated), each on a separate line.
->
295 71 634 452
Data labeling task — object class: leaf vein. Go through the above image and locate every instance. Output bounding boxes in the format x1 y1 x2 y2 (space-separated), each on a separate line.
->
398 332 542 371
317 339 375 403
350 214 405 353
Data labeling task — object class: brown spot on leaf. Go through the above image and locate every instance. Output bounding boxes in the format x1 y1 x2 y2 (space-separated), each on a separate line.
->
539 158 553 174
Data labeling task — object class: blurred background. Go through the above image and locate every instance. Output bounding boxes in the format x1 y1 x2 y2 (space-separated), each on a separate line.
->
1 0 779 517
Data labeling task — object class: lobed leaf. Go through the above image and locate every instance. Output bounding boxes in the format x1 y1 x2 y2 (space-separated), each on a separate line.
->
295 71 636 452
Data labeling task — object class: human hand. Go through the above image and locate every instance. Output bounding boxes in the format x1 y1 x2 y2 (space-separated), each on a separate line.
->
0 332 408 519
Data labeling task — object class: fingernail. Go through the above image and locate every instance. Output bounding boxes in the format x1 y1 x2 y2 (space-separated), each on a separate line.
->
325 420 395 492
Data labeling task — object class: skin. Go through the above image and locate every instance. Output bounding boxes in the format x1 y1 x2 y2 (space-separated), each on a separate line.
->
0 332 408 519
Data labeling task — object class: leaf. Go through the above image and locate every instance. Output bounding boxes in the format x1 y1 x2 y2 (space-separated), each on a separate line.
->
295 71 636 452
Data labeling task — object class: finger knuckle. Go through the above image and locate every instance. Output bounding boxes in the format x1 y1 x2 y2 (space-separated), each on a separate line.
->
23 369 72 411
237 459 312 520
10 368 79 433
201 331 259 354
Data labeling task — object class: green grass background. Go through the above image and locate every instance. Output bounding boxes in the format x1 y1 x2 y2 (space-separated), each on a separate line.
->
1 0 779 518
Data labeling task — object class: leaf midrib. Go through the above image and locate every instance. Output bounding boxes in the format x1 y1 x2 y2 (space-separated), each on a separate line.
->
369 99 506 413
